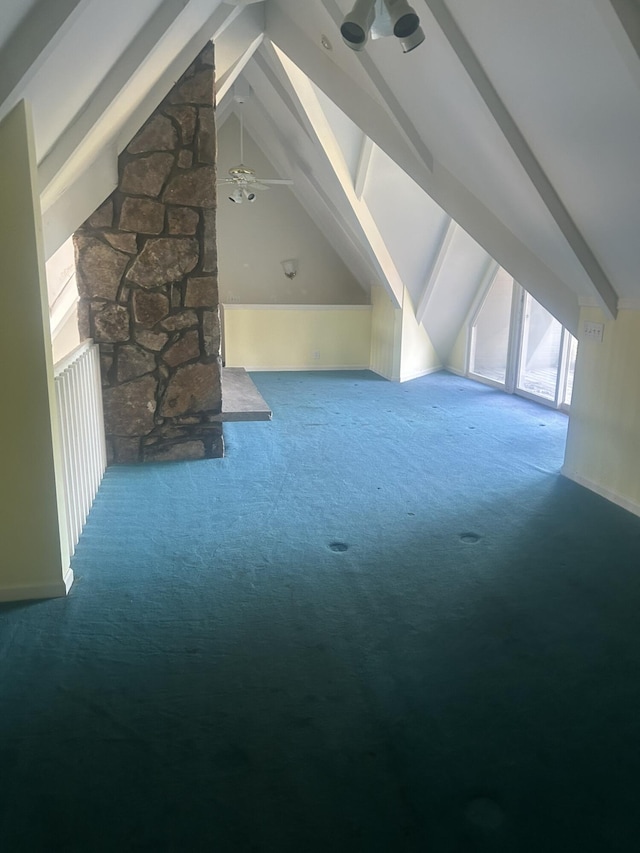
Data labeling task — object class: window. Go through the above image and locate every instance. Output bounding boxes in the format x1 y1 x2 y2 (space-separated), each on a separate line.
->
468 271 578 411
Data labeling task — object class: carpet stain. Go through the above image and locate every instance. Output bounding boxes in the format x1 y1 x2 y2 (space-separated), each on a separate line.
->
460 532 481 543
328 541 349 552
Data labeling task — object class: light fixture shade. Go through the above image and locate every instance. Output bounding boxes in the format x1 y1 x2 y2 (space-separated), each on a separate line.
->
281 259 298 279
229 187 243 203
398 24 424 52
382 0 425 51
243 188 256 202
340 0 376 51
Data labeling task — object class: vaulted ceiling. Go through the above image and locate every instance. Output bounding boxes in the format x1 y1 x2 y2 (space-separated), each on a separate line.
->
2 0 639 360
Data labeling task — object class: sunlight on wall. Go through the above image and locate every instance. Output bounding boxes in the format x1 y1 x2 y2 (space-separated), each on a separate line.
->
223 305 371 370
563 307 640 517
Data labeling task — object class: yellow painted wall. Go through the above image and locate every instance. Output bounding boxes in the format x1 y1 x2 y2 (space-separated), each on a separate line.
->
399 288 442 381
223 305 372 370
0 102 70 600
563 307 640 516
369 285 401 380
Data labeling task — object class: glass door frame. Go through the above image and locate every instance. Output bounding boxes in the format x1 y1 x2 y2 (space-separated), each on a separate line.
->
467 272 523 393
467 277 576 413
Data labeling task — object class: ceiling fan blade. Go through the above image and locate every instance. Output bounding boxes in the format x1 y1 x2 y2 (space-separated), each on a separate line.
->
257 179 294 185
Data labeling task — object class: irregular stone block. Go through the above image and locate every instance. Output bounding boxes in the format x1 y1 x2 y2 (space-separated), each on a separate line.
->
93 303 130 342
203 310 221 357
160 362 220 417
120 153 174 197
103 375 157 436
77 300 91 339
126 238 199 288
199 42 214 68
167 207 199 235
75 235 129 300
163 330 200 367
119 198 165 234
87 199 114 229
128 115 178 154
171 284 183 308
136 329 169 351
163 106 197 145
105 233 138 254
144 440 205 463
196 107 215 165
202 209 217 273
160 310 198 332
100 355 113 385
178 150 193 169
169 69 214 105
112 437 142 464
117 345 157 383
186 276 217 308
162 167 216 208
132 290 170 327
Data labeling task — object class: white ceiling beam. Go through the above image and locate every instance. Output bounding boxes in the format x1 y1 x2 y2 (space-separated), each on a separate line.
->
265 2 432 192
42 144 118 259
38 0 199 195
273 45 405 307
321 0 433 173
354 136 374 199
213 2 265 101
240 60 380 288
0 0 92 120
415 218 456 325
265 3 579 332
423 0 618 320
40 0 240 214
609 0 640 58
247 50 313 138
591 0 640 91
216 34 265 103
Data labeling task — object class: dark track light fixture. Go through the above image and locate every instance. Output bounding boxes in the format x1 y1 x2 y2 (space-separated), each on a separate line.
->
340 0 376 51
340 0 425 54
384 0 425 52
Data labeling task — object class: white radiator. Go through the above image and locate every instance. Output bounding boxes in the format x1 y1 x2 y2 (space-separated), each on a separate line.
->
54 341 107 563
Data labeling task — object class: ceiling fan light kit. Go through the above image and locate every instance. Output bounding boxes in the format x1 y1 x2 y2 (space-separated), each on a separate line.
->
218 91 293 203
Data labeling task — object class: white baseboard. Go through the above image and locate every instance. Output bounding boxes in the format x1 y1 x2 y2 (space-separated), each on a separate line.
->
0 568 74 603
445 366 465 377
239 364 371 372
561 467 640 519
399 364 442 383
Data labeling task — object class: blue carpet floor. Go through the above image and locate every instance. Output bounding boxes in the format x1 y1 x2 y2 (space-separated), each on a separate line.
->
2 370 640 852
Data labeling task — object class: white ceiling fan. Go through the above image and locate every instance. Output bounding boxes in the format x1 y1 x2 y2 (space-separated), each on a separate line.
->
218 96 293 203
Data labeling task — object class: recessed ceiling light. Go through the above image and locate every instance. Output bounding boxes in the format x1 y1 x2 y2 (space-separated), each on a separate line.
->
321 34 332 50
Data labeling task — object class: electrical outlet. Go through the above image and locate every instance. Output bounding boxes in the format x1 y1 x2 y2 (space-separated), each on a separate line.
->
312 351 320 360
583 321 604 343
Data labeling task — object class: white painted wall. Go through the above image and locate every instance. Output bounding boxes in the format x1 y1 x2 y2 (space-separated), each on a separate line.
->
362 146 449 312
399 288 442 382
370 284 401 380
217 115 368 305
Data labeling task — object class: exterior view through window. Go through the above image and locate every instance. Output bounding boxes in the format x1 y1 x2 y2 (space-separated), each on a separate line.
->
469 271 577 411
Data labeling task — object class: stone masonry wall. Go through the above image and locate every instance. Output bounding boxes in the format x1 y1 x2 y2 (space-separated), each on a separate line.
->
74 43 221 464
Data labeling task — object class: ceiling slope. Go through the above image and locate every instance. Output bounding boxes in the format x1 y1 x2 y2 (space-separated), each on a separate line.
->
3 0 639 341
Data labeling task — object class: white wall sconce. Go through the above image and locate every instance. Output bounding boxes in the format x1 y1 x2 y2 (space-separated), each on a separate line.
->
281 258 298 279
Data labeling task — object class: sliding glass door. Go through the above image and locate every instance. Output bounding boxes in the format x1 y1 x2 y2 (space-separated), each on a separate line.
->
468 271 578 410
468 268 515 387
